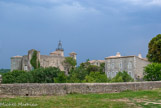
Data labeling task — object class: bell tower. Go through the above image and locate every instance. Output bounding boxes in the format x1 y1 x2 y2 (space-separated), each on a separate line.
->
50 40 64 57
56 40 64 51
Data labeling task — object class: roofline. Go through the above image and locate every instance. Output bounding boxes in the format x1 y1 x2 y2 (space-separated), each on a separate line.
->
105 55 135 59
105 56 149 62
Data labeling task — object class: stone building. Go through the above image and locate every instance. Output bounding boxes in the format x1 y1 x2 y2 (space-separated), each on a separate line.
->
11 41 77 74
105 52 150 80
88 60 105 67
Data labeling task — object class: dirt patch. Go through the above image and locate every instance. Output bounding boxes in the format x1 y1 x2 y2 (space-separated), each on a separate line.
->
144 102 161 105
0 95 16 98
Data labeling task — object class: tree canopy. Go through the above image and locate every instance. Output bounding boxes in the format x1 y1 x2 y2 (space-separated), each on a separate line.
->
147 34 161 63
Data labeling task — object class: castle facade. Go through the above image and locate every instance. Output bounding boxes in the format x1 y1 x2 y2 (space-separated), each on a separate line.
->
11 41 77 74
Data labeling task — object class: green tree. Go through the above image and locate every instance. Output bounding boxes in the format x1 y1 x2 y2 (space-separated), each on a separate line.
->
67 66 88 83
147 34 161 63
2 70 33 83
100 63 105 74
144 63 161 81
54 72 68 83
30 51 40 69
31 67 61 83
111 71 134 82
83 72 109 83
86 65 100 73
64 57 77 73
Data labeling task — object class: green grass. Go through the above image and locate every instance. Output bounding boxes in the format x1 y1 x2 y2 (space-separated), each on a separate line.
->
0 89 161 108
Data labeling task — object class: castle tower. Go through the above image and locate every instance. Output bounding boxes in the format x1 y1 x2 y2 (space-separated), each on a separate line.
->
50 41 64 57
69 52 77 60
11 55 23 71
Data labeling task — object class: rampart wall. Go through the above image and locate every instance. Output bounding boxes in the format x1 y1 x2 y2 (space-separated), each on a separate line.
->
0 81 161 96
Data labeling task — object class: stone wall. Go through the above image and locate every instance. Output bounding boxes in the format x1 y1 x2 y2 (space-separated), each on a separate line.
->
0 81 161 96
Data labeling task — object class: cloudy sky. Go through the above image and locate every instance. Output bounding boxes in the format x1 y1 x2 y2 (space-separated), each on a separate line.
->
0 0 161 68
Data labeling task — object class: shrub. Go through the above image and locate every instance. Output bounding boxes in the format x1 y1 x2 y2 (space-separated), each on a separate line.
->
144 63 161 81
2 70 33 83
54 72 68 83
111 71 134 82
83 72 109 83
31 67 62 83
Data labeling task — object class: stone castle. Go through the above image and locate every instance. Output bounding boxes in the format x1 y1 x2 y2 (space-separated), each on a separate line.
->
11 41 77 74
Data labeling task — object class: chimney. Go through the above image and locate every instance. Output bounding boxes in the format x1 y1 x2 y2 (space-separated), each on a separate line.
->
138 53 142 58
116 52 121 57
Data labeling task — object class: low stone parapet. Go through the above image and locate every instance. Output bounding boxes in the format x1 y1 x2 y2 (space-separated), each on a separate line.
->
0 81 161 96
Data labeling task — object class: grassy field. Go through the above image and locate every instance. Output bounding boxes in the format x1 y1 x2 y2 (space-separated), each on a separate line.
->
0 89 161 108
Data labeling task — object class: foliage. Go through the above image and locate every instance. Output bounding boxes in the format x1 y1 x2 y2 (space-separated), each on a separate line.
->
2 67 62 83
111 71 134 82
31 67 62 83
54 72 68 83
30 51 40 69
67 66 88 83
144 63 161 81
64 57 77 73
147 34 161 63
100 63 105 74
87 65 100 73
80 59 90 69
83 72 109 83
2 70 33 83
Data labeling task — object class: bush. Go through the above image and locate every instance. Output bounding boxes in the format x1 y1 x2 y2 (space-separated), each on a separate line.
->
2 67 62 83
111 71 134 82
144 63 161 81
2 70 33 83
54 72 68 83
31 67 62 83
67 66 88 83
83 72 109 83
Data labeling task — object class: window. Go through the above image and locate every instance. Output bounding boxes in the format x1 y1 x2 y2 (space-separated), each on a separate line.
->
24 66 28 71
111 63 114 69
108 64 110 68
119 62 122 69
112 71 115 77
128 62 132 69
128 71 132 77
116 71 118 75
